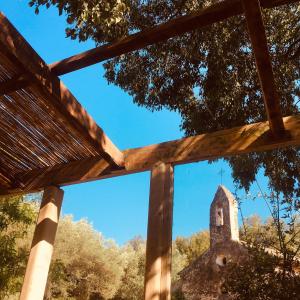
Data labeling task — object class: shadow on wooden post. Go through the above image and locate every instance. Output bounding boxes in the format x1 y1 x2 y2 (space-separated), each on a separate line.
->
144 163 174 300
20 186 64 300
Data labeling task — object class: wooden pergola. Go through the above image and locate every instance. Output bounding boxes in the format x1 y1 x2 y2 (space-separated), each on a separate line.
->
1 0 300 299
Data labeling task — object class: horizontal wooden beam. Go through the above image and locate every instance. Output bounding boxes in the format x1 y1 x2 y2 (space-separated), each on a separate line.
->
242 0 285 137
123 115 299 171
6 114 300 194
0 74 32 96
0 13 124 167
49 0 300 76
0 168 17 192
15 156 112 193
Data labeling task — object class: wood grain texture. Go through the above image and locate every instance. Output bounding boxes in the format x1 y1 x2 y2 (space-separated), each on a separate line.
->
0 12 124 167
5 114 300 194
17 157 111 192
0 74 32 96
20 186 64 300
123 115 299 172
242 0 285 137
49 0 300 75
144 163 173 300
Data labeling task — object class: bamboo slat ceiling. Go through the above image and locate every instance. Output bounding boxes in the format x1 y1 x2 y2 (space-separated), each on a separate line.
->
0 12 123 192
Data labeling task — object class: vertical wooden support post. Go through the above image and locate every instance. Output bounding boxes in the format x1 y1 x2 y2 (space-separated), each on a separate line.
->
20 186 64 300
144 163 174 300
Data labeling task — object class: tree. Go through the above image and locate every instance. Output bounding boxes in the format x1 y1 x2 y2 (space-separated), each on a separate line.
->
29 0 300 197
45 216 124 300
174 231 210 264
171 231 209 284
0 195 36 299
237 184 300 272
171 246 188 283
112 236 145 300
223 246 300 300
223 190 300 300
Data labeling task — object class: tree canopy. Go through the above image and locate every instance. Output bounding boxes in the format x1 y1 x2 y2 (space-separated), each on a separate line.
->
0 195 36 299
29 1 300 190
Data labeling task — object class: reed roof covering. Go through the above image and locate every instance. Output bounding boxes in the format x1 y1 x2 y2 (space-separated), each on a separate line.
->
0 12 123 192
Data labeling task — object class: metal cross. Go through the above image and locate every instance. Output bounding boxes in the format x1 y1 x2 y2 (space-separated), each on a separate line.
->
218 168 225 185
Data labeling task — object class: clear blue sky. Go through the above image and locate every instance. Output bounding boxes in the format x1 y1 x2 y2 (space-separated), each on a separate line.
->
2 1 270 245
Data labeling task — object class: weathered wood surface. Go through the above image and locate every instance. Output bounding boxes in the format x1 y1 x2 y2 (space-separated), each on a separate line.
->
0 169 17 192
0 73 32 96
242 0 285 137
144 163 173 300
18 157 111 192
0 12 124 167
6 114 300 194
124 115 299 171
20 186 64 300
49 0 300 75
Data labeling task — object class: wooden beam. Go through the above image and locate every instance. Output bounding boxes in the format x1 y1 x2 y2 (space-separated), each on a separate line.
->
242 0 285 137
49 0 300 76
0 74 32 96
20 186 64 300
6 114 300 194
144 163 173 300
0 169 15 191
17 156 112 192
0 162 26 191
0 13 124 167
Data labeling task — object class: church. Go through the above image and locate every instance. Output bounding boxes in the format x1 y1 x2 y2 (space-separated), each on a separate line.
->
175 185 248 300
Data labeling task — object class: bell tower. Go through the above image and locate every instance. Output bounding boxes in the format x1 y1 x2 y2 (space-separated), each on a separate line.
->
210 185 239 247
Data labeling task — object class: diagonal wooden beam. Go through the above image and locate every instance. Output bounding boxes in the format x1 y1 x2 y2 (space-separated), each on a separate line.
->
0 13 124 166
49 0 300 76
5 114 300 195
242 0 285 137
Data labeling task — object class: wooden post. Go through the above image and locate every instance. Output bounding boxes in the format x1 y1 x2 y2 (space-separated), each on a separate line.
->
20 186 64 300
144 163 174 300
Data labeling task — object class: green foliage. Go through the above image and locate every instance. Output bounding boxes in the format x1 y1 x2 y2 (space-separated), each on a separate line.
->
45 225 209 299
238 188 300 265
172 231 209 283
171 246 188 283
174 231 209 264
112 236 145 300
224 190 300 300
45 216 124 300
223 246 300 300
28 0 300 198
0 195 36 298
28 0 131 42
171 289 186 300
